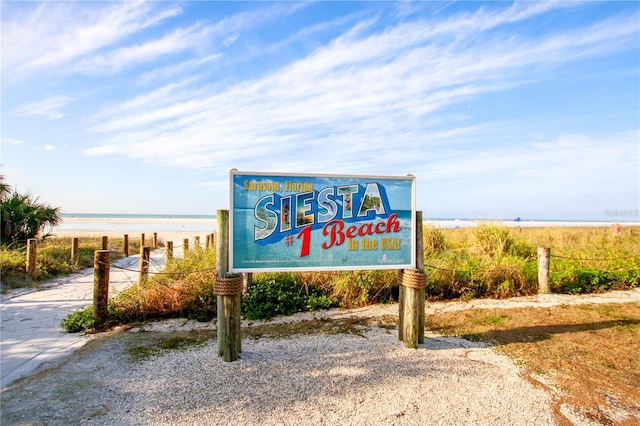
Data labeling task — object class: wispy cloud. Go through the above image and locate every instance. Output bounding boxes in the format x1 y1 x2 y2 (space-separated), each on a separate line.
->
3 138 24 145
138 54 222 84
83 2 638 178
14 96 77 119
83 145 119 156
72 22 211 75
3 1 637 218
1 1 182 81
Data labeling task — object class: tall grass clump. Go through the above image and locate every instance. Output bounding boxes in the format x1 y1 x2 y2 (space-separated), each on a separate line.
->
423 224 536 299
330 269 397 308
113 247 218 323
424 224 638 299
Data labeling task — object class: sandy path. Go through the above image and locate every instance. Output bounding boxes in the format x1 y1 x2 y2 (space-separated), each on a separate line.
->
0 247 175 390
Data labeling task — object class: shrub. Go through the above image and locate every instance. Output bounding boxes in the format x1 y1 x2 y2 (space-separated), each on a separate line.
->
61 306 95 333
473 223 514 258
558 268 640 294
243 272 336 320
113 248 218 323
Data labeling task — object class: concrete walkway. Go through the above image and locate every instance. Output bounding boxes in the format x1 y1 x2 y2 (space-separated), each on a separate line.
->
0 249 170 390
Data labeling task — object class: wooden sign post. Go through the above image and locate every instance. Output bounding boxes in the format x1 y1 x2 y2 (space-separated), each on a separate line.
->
215 210 242 362
399 211 426 349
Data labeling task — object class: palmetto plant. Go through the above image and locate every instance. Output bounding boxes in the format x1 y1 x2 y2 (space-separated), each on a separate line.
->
0 176 61 247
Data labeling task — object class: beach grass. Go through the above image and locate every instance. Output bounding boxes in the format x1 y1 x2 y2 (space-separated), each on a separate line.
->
57 224 640 333
423 224 639 299
0 237 140 291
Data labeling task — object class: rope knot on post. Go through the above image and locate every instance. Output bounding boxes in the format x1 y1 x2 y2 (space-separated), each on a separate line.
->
214 273 243 296
401 269 427 290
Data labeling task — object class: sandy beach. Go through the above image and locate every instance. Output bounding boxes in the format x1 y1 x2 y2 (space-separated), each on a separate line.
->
51 216 217 247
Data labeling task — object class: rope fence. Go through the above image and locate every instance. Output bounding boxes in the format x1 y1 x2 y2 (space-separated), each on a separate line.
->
549 254 640 261
424 263 531 274
105 261 216 276
424 252 638 275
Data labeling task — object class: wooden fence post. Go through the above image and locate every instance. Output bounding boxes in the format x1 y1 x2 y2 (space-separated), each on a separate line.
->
211 233 216 249
93 250 110 325
183 238 189 254
205 234 211 249
124 234 129 257
153 232 158 249
215 209 241 362
139 246 150 283
140 233 146 248
70 237 79 267
166 241 173 261
538 247 551 294
26 239 37 281
102 236 108 250
195 236 201 250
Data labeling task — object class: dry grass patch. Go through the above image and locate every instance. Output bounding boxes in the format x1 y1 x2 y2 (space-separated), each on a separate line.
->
243 316 394 340
425 303 640 425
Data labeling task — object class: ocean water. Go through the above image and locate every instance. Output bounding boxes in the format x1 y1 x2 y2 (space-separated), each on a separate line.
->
56 213 217 233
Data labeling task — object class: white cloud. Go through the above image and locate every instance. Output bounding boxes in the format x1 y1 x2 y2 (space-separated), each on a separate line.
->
73 23 210 75
138 54 221 84
418 130 640 213
42 144 56 151
4 2 637 218
83 145 120 156
84 2 639 180
3 138 24 145
14 96 77 119
1 1 182 81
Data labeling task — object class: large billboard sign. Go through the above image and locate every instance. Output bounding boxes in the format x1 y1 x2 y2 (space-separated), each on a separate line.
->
230 171 416 272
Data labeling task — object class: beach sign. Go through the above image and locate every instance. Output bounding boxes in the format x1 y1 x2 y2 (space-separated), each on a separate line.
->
229 171 416 272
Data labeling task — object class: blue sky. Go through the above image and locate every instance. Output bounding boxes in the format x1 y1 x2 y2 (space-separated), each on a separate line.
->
1 1 638 221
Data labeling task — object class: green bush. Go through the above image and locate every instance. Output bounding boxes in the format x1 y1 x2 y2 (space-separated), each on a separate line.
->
559 268 640 294
61 306 95 333
473 223 514 258
242 272 336 320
